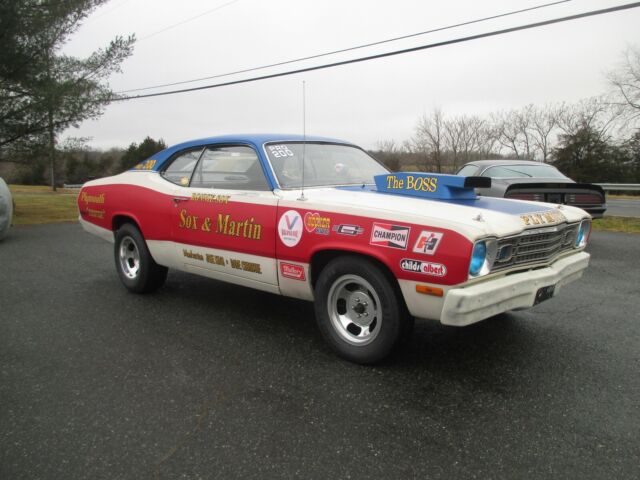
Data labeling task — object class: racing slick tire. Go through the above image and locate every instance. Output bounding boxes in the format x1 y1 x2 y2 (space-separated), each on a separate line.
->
314 256 414 364
114 223 168 293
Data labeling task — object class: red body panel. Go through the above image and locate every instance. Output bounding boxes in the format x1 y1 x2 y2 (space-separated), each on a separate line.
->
79 184 473 286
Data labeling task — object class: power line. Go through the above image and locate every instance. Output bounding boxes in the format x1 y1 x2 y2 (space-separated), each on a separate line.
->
118 0 572 94
115 2 640 102
84 0 133 24
137 0 241 42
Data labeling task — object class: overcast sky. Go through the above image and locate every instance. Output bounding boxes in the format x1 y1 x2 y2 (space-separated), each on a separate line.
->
62 0 640 150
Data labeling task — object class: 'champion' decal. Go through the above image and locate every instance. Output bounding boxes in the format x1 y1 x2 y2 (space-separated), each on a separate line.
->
370 223 410 250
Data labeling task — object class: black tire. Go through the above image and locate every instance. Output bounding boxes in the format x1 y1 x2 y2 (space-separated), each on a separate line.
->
114 223 168 293
314 256 414 364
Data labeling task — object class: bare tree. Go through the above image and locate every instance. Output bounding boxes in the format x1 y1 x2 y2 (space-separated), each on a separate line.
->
443 117 462 169
556 97 620 141
476 120 500 158
516 105 536 159
374 139 401 171
413 108 445 172
461 115 487 163
492 110 523 159
529 103 561 162
608 44 640 122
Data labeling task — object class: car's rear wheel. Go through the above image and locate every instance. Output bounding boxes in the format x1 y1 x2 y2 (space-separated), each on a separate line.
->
314 256 413 364
114 223 167 293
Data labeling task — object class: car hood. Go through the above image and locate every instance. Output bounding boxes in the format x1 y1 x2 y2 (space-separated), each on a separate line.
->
276 185 588 240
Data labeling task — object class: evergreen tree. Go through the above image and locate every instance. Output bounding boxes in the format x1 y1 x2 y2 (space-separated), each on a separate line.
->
120 137 167 171
0 0 135 189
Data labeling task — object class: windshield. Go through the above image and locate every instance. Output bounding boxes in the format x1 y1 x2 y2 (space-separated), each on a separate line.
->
265 142 389 188
482 164 569 179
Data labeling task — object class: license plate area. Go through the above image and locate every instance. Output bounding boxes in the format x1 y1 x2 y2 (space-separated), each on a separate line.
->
534 285 556 305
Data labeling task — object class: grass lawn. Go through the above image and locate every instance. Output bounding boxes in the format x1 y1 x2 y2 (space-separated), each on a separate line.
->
9 185 79 225
592 216 640 234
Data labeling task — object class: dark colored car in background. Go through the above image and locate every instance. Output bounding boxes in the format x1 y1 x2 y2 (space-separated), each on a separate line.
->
456 160 606 218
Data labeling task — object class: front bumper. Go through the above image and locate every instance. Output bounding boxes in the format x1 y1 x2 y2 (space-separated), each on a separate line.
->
440 251 590 326
399 251 590 327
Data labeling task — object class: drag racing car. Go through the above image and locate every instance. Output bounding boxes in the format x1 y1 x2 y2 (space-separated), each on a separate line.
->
78 134 591 363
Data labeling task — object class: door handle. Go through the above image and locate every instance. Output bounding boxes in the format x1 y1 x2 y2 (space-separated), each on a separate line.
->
173 196 190 205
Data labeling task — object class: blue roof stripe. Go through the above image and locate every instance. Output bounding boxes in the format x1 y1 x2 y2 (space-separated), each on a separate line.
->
132 134 356 190
337 185 554 215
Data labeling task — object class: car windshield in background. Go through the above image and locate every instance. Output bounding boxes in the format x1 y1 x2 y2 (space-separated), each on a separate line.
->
265 142 389 188
482 164 569 179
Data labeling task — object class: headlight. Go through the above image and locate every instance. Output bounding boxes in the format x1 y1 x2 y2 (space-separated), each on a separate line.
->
469 239 498 278
575 219 591 248
469 241 486 276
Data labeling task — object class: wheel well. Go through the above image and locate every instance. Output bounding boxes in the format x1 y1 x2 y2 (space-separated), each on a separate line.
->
310 250 399 291
112 215 140 233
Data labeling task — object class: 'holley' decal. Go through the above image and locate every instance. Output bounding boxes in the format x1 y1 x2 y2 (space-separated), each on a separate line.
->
280 262 306 281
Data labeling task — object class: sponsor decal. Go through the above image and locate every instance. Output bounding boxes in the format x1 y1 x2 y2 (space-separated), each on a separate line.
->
278 210 303 247
385 174 438 193
304 212 330 235
216 214 262 239
178 209 262 240
400 259 447 277
206 254 225 266
268 145 295 158
183 249 204 261
86 208 105 219
520 210 566 227
184 250 262 274
134 159 157 170
280 262 306 281
191 193 230 204
333 224 364 236
230 259 262 274
80 192 105 204
370 223 410 250
412 230 443 255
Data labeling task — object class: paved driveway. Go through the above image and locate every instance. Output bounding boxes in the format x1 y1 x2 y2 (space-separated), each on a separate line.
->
606 198 640 217
1 224 638 479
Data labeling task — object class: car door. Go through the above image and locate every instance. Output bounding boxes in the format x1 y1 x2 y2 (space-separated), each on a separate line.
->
163 144 279 289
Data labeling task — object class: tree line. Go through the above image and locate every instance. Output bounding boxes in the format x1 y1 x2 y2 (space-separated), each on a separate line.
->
1 2 638 186
371 46 640 183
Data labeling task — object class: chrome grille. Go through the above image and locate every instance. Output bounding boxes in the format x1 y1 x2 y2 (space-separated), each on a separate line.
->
492 223 579 271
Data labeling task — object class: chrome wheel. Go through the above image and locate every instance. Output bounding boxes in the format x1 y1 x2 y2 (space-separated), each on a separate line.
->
326 274 382 346
119 236 140 279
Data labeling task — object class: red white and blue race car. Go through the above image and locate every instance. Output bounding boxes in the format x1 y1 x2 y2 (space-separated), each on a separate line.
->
78 134 591 363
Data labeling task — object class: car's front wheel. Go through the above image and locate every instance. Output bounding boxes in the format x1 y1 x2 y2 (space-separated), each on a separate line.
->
314 256 413 364
114 223 167 293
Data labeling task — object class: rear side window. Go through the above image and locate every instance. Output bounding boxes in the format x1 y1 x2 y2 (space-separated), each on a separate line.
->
190 146 269 190
161 148 203 186
457 165 479 176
